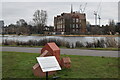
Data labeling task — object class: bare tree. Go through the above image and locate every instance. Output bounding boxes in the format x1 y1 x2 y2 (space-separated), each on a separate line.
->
16 19 28 34
33 10 47 34
108 19 115 34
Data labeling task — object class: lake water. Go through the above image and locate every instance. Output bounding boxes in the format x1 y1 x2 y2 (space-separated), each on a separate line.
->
1 35 119 45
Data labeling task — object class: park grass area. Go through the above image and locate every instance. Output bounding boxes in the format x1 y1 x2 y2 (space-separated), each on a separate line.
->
2 51 119 78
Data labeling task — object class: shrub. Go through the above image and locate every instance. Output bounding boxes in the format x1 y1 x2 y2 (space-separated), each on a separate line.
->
85 42 94 48
66 42 71 48
105 37 117 48
75 41 84 48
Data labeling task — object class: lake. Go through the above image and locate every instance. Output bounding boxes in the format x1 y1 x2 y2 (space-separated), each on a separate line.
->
1 35 119 45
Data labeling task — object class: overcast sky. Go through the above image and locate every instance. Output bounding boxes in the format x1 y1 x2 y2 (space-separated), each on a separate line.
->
2 2 118 26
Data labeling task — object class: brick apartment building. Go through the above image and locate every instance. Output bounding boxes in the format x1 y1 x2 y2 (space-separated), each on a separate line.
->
54 7 87 35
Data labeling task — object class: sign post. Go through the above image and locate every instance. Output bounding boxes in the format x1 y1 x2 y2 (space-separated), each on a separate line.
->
36 56 61 80
46 72 48 80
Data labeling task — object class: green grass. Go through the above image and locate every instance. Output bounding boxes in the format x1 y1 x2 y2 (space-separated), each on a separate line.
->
0 51 2 79
2 51 119 78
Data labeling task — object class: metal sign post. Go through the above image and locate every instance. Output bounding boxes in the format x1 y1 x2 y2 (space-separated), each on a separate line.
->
46 72 48 80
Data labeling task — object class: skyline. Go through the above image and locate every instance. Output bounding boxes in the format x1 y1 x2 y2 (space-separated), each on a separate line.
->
2 2 118 26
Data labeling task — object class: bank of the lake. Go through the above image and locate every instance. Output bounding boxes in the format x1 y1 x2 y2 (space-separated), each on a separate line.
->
1 45 119 51
1 35 119 49
2 34 120 37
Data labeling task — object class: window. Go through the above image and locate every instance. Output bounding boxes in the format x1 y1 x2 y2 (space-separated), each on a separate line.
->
76 18 79 23
76 24 79 28
63 24 65 28
73 24 75 28
73 18 75 23
61 20 63 24
79 20 81 23
73 29 75 32
61 25 62 30
63 19 65 23
79 24 81 28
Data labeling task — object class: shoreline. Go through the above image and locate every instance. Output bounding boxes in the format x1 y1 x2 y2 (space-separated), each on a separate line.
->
47 35 120 37
1 34 120 37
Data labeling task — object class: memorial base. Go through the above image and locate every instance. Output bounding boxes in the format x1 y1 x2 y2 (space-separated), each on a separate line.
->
32 63 56 77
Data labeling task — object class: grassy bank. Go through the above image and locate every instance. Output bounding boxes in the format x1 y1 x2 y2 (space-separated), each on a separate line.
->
2 51 119 78
1 45 119 51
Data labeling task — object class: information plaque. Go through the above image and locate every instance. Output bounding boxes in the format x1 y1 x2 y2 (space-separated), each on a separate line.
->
36 56 61 72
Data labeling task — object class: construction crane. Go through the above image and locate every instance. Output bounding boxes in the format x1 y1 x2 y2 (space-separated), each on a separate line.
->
98 6 102 26
98 15 101 26
79 3 87 13
94 0 102 26
79 5 82 13
82 3 87 13
94 11 98 26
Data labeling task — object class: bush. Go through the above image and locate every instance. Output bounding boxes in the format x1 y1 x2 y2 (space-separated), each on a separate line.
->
105 37 117 48
66 42 71 48
93 39 106 48
85 42 94 48
76 41 84 48
2 37 118 48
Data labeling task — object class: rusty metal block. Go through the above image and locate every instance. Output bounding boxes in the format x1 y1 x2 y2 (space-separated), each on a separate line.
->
32 63 56 77
61 57 71 68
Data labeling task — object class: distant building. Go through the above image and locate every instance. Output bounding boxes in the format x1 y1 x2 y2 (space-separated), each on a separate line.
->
117 22 120 26
0 20 4 27
54 6 87 35
0 20 4 34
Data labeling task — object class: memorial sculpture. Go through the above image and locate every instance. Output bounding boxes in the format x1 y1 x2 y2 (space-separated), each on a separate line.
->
32 42 71 77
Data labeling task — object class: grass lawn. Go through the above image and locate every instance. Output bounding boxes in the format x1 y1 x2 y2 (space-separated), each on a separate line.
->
2 51 119 78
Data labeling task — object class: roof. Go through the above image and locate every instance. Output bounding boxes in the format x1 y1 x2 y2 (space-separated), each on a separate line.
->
47 42 60 51
55 12 86 19
33 63 39 69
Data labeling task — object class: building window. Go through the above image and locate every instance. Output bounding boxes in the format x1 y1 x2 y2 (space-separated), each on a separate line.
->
73 18 75 23
76 29 78 32
73 24 75 28
73 29 75 32
69 24 72 28
63 24 64 28
61 20 63 24
76 18 79 23
79 24 81 28
61 25 62 31
63 19 65 23
79 20 81 23
76 24 79 28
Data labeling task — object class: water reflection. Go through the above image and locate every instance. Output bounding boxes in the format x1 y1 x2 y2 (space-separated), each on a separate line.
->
1 35 119 44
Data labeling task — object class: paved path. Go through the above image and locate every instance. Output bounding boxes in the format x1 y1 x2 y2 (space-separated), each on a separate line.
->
2 47 118 57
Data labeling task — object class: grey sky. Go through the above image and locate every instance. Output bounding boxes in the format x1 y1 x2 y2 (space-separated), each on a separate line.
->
1 0 120 2
2 2 118 26
118 1 120 22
